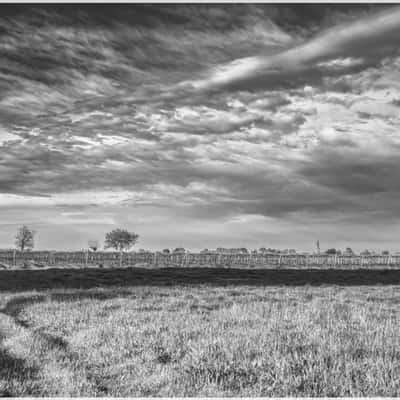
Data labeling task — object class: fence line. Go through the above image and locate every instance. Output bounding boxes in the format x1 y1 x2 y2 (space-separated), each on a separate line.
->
1 250 400 269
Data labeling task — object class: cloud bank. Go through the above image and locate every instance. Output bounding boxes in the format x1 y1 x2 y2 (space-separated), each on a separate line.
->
0 4 400 251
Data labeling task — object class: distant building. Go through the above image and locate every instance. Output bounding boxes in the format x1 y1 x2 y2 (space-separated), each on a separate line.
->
173 247 186 254
216 248 248 254
200 248 214 254
282 249 297 255
258 247 279 255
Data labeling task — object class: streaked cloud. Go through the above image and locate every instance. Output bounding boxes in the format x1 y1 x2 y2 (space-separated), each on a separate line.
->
190 6 400 92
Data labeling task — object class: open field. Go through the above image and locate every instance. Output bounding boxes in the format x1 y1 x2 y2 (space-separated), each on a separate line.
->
2 267 400 290
1 268 400 396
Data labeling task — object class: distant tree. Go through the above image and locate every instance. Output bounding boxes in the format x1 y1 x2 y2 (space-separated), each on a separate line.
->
325 248 337 255
382 250 390 255
345 247 354 255
162 249 170 254
15 225 35 251
104 229 139 252
88 239 99 252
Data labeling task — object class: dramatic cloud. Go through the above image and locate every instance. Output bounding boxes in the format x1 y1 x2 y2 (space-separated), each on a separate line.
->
0 4 400 251
190 6 400 92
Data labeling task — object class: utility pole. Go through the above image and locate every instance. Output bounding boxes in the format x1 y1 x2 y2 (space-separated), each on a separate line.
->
316 240 320 255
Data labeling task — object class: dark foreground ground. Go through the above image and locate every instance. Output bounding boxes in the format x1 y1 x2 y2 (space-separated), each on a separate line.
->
0 266 400 291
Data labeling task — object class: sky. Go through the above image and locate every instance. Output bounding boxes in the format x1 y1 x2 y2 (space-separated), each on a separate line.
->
1 4 400 252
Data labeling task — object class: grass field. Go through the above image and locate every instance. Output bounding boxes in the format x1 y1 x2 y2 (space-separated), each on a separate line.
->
1 267 400 396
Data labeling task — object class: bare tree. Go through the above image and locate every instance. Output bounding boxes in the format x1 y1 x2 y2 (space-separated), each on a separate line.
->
15 225 35 251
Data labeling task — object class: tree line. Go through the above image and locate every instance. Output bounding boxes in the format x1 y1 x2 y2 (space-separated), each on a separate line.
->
13 225 139 252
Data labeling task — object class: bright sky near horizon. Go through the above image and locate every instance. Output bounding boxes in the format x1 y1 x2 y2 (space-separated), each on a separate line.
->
1 4 400 252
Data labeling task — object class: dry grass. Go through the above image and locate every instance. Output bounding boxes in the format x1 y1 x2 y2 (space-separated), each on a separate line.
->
1 278 400 396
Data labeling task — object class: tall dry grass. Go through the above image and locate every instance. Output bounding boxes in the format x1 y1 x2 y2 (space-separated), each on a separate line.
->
1 284 400 396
